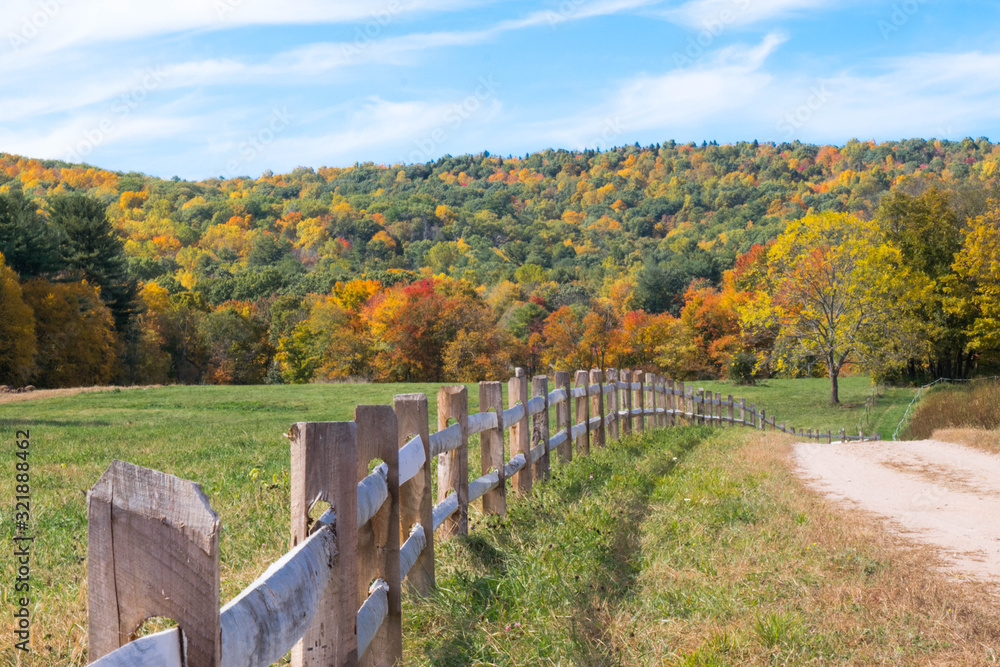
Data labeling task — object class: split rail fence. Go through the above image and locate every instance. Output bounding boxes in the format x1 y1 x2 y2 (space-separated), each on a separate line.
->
85 368 879 667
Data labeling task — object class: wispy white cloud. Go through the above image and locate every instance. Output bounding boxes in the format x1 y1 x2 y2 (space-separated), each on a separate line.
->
537 31 787 148
775 51 1000 140
660 0 836 28
0 0 474 60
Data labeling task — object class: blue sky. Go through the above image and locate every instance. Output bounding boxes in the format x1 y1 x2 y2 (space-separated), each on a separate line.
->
1 0 998 180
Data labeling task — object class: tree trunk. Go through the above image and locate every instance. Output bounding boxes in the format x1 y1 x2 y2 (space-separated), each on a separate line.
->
830 368 840 404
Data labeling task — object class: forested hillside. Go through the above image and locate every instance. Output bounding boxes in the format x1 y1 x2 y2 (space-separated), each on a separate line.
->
1 137 999 389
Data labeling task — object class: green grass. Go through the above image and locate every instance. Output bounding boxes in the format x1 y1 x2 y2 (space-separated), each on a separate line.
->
406 427 1000 665
0 378 975 666
693 376 916 438
0 382 488 666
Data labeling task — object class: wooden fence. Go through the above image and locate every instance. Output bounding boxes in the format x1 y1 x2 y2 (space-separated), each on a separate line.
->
84 369 879 667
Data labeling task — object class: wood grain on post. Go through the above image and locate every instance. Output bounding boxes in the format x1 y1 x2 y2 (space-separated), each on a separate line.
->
509 368 531 494
531 375 550 481
478 382 506 515
590 368 606 447
88 460 221 666
668 379 676 427
574 370 590 457
393 394 434 595
677 381 686 424
696 389 704 426
621 370 633 436
555 371 572 463
660 376 669 428
605 368 618 441
354 406 402 666
634 370 645 432
290 422 358 667
727 395 734 427
646 373 657 430
437 386 469 538
739 398 746 427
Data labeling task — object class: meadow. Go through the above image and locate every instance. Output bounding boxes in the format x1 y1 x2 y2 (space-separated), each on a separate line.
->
0 377 934 665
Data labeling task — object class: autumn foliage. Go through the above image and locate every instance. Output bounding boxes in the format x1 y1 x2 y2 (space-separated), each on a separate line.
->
1 138 1000 388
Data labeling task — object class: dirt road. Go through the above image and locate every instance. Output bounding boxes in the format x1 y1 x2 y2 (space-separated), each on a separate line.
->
793 439 1000 587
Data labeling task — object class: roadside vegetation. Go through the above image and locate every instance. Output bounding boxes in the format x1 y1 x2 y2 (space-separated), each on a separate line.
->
407 427 1000 665
904 379 1000 452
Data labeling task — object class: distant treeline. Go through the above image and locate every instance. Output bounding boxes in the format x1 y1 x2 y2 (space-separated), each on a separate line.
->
0 137 998 389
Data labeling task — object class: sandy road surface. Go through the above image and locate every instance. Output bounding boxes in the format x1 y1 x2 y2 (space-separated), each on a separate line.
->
794 439 1000 587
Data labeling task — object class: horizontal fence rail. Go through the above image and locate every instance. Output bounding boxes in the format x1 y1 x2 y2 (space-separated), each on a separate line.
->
85 369 878 667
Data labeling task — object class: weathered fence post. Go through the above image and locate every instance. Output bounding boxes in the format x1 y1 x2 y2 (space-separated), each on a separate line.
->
676 382 685 424
555 371 573 463
696 389 705 426
760 408 766 431
621 370 633 436
291 422 358 667
437 386 468 538
88 460 221 666
574 370 590 457
355 405 402 666
668 379 677 426
634 370 645 432
531 375 550 481
591 368 606 447
739 398 746 427
394 394 434 595
827 430 832 443
479 382 506 516
509 368 531 494
646 372 657 430
727 395 734 427
606 368 619 441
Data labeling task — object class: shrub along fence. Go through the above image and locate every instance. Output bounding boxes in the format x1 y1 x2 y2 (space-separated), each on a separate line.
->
84 368 879 667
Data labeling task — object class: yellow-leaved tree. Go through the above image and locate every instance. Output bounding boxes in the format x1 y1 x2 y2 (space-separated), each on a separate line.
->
739 212 929 404
0 253 36 386
953 199 1000 354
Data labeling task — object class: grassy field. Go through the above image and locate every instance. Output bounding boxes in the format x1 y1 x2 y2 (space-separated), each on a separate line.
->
695 376 916 438
0 377 936 665
409 428 1000 664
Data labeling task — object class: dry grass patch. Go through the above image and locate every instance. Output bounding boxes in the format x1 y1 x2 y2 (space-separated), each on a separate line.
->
0 384 162 405
403 428 1000 665
932 428 1000 455
626 430 1000 665
906 380 1000 440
